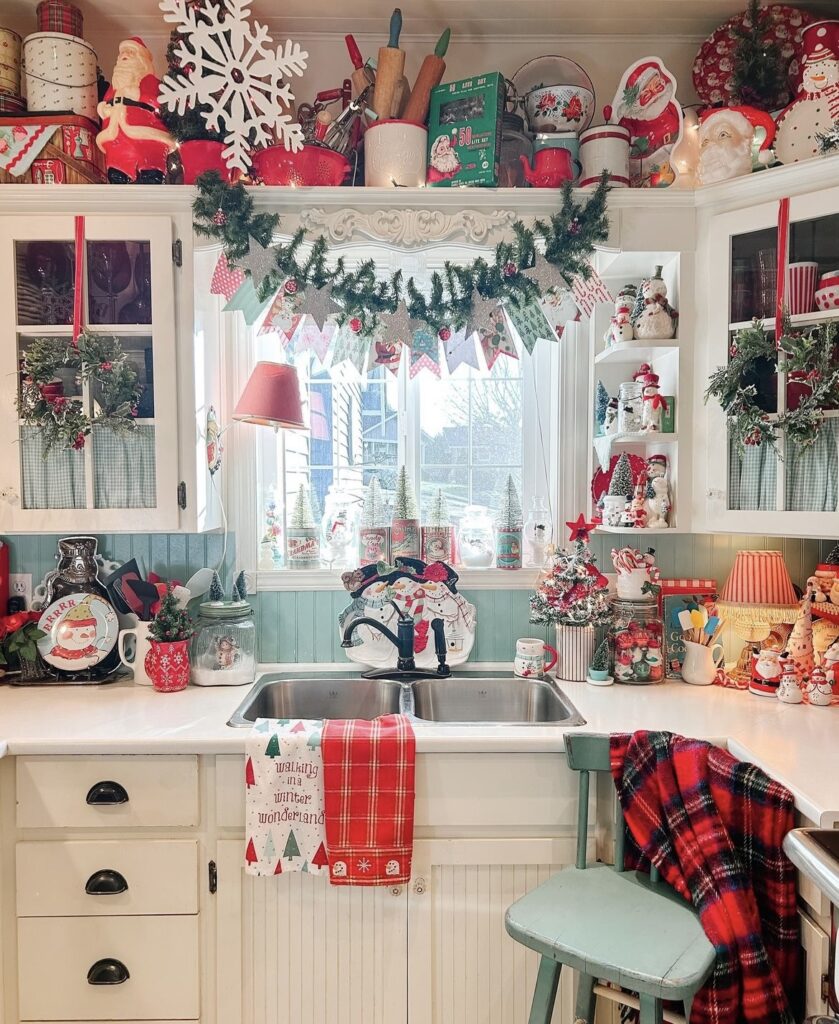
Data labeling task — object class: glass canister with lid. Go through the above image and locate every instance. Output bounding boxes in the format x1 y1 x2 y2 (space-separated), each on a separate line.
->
609 595 664 684
499 111 532 187
617 381 643 434
190 600 256 687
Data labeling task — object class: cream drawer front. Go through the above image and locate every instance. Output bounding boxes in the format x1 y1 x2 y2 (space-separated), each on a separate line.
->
16 756 199 828
18 915 200 1021
216 754 245 826
17 840 199 916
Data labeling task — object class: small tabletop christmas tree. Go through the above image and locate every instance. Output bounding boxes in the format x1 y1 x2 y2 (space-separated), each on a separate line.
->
149 583 194 643
362 475 387 527
208 570 224 603
595 380 609 432
608 452 635 502
393 466 418 521
530 518 611 627
291 482 316 529
426 487 451 527
497 474 523 531
825 542 839 565
232 570 248 603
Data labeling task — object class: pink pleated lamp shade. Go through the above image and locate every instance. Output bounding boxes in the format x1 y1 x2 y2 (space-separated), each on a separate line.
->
233 362 306 430
717 550 799 625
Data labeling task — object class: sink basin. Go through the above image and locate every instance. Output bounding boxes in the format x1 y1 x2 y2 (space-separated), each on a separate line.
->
228 674 405 727
411 675 585 725
783 828 839 907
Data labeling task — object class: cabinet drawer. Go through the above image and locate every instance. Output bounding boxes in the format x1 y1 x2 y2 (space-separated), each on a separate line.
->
17 840 199 916
16 756 199 828
18 915 199 1021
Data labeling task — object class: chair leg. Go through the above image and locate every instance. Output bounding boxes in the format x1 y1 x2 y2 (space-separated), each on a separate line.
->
574 972 596 1024
528 956 561 1024
639 994 663 1024
683 996 693 1022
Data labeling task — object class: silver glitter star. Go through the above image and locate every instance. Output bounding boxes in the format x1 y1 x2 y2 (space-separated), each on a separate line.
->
466 290 500 338
522 257 568 296
232 236 279 291
306 285 343 330
378 300 413 345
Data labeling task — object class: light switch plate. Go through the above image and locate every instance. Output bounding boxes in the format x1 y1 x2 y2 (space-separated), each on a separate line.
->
9 573 32 608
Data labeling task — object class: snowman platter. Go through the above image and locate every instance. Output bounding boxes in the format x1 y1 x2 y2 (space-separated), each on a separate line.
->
37 593 119 674
775 20 839 163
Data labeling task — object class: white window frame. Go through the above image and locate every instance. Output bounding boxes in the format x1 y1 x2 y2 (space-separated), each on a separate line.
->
225 238 573 591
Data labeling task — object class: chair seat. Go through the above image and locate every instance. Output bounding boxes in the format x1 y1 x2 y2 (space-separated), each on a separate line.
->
505 864 715 1001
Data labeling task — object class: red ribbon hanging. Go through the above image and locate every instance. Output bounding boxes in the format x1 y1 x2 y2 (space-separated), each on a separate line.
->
72 214 85 344
775 197 790 344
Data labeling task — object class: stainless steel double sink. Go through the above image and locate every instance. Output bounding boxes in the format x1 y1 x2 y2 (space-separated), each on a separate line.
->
227 671 586 728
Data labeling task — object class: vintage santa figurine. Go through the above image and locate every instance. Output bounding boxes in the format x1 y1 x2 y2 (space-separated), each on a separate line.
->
611 58 683 187
775 20 839 164
806 664 833 706
751 646 782 697
697 106 777 185
96 37 174 184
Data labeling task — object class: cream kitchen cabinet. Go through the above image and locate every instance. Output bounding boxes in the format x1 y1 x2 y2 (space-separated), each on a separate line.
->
0 192 224 534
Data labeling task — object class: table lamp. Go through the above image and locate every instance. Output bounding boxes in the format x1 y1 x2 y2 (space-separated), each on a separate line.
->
717 549 799 690
232 361 306 430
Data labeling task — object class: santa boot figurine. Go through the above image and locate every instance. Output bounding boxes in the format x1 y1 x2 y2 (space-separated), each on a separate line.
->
777 653 804 704
96 38 174 184
775 20 839 164
807 664 833 707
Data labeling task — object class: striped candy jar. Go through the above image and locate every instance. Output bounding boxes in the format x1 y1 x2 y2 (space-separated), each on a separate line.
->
786 261 819 315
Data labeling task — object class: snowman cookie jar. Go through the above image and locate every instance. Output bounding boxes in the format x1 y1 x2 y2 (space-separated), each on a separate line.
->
777 654 804 704
632 266 678 340
605 286 636 346
751 647 782 697
775 20 839 164
807 665 834 706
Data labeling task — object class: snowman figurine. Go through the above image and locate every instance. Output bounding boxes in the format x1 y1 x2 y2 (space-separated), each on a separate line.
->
807 664 833 706
603 397 620 436
631 266 678 340
605 289 636 346
807 574 828 601
751 647 782 697
641 379 668 432
775 20 839 164
645 455 671 528
823 636 839 686
777 653 804 704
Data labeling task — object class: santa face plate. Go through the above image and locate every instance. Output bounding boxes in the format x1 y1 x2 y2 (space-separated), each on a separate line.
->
38 593 118 671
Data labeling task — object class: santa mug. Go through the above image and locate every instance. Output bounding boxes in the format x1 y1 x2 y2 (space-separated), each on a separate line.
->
514 637 558 678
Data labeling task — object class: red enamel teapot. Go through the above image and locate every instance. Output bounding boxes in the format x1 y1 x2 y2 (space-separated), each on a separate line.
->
520 148 575 188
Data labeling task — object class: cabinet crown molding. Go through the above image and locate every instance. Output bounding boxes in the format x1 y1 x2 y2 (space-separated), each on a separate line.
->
298 206 518 248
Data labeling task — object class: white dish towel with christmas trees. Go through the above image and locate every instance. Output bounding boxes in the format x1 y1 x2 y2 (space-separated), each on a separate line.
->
245 718 329 877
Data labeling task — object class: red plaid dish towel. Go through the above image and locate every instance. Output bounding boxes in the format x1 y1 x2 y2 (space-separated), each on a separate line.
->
611 731 799 1024
322 714 415 886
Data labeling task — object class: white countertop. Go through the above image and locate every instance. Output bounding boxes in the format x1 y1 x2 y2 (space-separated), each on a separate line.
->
0 667 837 826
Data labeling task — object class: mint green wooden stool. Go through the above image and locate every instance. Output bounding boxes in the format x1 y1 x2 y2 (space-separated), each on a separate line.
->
504 734 716 1024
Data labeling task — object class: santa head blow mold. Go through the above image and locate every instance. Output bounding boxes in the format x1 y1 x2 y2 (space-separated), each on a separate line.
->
697 105 777 185
775 20 839 164
96 37 174 183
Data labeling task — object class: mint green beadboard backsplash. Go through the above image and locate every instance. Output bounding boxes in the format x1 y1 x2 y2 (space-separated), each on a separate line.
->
3 532 833 664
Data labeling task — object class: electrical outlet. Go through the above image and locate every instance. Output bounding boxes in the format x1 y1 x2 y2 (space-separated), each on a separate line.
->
9 573 32 609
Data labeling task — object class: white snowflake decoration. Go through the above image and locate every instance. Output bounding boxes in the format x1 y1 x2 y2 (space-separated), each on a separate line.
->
158 0 308 173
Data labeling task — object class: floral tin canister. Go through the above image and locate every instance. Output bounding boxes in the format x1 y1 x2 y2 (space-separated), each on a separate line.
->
0 29 22 97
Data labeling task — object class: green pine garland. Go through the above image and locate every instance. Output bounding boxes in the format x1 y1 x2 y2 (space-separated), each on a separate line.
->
193 171 610 334
730 0 789 111
705 316 839 454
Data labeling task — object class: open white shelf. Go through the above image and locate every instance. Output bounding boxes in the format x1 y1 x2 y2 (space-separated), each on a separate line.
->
594 341 679 365
595 432 678 446
594 525 690 535
728 309 839 332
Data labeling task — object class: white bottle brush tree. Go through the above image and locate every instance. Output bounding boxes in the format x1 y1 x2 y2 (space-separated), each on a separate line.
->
426 488 451 527
362 475 388 527
497 474 523 531
392 466 419 521
291 482 316 529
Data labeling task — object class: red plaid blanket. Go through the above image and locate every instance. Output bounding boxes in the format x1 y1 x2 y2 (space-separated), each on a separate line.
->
610 731 799 1024
322 714 416 886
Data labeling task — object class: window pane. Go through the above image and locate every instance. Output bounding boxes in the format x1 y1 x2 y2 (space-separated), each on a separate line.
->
16 241 76 326
87 240 152 325
472 467 522 514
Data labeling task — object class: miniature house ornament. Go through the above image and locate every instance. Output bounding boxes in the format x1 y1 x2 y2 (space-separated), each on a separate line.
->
775 20 839 164
697 105 777 185
96 37 174 183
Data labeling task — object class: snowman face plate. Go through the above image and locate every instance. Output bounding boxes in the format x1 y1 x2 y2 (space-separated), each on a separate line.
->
338 565 476 670
37 594 118 671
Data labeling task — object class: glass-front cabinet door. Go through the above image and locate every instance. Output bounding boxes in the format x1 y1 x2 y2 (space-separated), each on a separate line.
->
0 215 179 531
702 185 839 536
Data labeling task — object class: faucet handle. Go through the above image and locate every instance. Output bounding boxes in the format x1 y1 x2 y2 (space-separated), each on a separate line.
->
388 599 411 623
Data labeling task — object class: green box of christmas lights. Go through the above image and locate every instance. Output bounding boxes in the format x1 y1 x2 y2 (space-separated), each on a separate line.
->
426 72 504 188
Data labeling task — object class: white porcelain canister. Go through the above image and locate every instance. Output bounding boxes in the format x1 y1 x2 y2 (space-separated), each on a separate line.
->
579 123 630 188
23 31 97 120
365 119 428 188
0 29 22 97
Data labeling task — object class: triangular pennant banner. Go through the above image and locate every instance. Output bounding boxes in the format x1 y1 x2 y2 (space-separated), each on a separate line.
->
478 308 518 370
409 326 441 379
259 283 305 346
570 267 613 317
211 252 245 301
224 275 272 326
442 326 479 373
503 301 554 355
330 321 370 376
371 336 403 375
540 286 581 340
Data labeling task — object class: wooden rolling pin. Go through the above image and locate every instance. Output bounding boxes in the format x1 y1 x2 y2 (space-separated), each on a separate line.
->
371 8 406 120
403 28 450 125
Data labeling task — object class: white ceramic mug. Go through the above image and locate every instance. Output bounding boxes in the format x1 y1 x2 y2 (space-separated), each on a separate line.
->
579 123 630 188
118 621 154 686
365 119 428 188
515 637 558 678
680 639 724 686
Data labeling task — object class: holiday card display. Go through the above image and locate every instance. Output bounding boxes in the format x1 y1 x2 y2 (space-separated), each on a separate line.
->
426 72 505 187
338 559 476 671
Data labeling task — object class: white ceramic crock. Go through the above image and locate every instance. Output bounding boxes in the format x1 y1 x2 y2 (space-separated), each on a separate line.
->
365 119 428 188
579 123 630 188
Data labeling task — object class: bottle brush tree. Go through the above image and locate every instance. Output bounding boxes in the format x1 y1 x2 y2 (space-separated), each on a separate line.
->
595 380 609 429
149 583 194 643
393 466 418 520
232 570 248 602
608 453 635 501
426 487 451 527
589 637 610 672
530 539 611 628
497 474 523 530
362 475 387 527
730 0 788 110
208 570 224 603
291 482 315 529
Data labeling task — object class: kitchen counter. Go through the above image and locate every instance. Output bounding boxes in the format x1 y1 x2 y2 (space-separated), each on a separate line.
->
0 667 836 825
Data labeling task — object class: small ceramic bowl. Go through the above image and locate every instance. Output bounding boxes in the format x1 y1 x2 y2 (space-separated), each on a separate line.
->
815 272 839 311
524 84 594 134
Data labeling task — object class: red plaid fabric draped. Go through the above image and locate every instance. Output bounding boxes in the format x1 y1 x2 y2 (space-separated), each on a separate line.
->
610 731 799 1024
322 714 416 886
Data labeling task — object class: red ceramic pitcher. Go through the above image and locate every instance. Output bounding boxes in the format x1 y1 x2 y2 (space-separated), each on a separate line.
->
520 148 575 188
145 639 190 693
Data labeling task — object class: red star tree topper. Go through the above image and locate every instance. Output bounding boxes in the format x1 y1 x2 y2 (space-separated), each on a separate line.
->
566 513 596 543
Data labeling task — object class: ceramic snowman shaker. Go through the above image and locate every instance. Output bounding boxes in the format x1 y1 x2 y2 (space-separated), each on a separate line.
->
632 266 678 340
807 665 833 706
777 653 804 704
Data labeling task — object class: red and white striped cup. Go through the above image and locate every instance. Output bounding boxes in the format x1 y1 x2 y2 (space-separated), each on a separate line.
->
786 261 819 315
579 124 630 188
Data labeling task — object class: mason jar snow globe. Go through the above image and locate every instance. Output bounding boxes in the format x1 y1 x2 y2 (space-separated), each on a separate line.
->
457 505 495 568
190 600 256 687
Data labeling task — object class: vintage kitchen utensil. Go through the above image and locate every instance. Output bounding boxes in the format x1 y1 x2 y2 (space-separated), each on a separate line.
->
184 568 215 600
126 578 161 622
345 34 374 97
403 27 450 126
372 8 406 120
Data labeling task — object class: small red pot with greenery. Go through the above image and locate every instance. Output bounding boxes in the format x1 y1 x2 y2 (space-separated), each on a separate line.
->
145 584 194 693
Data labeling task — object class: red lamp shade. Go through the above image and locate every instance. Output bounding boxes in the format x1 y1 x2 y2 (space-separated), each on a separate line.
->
717 550 799 625
232 362 306 430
